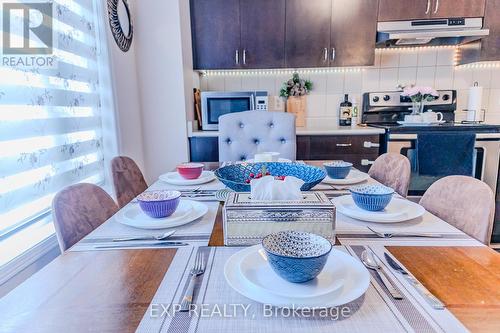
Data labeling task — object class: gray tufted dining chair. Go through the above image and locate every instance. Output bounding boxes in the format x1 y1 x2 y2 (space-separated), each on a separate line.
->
218 111 296 162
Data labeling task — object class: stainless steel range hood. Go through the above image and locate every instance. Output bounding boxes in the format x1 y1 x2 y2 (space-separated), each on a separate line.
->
377 18 489 47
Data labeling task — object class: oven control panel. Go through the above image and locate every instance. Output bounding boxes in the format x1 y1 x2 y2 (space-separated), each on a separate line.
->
368 90 454 107
255 92 268 111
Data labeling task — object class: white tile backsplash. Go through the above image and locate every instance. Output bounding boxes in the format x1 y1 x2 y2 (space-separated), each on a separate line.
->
199 48 500 124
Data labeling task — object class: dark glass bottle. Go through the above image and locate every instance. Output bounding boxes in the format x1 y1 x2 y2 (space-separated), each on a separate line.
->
339 94 352 126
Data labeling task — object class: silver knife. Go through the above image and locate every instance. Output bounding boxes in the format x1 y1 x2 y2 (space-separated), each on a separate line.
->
94 241 188 249
384 253 445 310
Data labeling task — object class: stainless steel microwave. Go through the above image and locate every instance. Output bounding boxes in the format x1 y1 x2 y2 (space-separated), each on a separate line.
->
201 91 268 130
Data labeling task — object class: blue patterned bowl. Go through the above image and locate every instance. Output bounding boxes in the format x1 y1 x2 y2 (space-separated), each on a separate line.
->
136 190 181 218
262 231 332 283
324 161 352 179
214 162 326 192
349 185 394 211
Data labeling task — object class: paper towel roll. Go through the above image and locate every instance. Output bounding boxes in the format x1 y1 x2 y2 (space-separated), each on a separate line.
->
467 83 483 122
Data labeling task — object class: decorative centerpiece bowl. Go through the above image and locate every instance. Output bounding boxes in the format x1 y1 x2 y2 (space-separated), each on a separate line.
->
177 163 204 179
324 161 352 179
349 184 394 211
136 190 181 218
262 231 332 283
214 162 326 192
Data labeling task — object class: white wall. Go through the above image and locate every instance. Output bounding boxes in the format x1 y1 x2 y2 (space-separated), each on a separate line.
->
200 48 500 126
104 0 146 174
133 0 191 183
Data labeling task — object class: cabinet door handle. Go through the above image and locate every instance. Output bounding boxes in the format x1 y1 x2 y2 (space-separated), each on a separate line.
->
425 0 431 14
243 49 246 65
336 143 352 147
323 48 328 62
331 48 336 62
433 0 439 14
363 141 380 148
361 159 375 166
235 49 239 65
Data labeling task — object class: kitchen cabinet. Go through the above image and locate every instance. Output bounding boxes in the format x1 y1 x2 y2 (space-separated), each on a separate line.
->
189 134 382 168
240 0 286 69
378 0 432 21
457 0 500 64
190 0 240 69
430 0 486 19
378 0 486 21
191 0 378 69
297 135 381 172
330 0 379 67
285 0 332 68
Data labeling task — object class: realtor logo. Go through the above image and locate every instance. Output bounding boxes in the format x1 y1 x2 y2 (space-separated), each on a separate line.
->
3 1 53 54
2 1 54 68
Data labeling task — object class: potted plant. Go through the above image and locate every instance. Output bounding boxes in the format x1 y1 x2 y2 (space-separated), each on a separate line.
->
401 86 439 115
280 73 313 127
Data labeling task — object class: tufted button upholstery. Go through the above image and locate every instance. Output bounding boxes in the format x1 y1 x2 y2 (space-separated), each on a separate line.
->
218 111 296 162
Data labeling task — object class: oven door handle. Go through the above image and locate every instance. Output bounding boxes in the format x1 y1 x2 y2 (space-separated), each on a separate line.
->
250 94 255 110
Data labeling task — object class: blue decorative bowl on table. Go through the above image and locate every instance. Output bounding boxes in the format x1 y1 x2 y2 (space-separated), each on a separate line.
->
349 184 394 211
136 190 181 218
262 231 332 283
324 161 353 179
214 162 326 192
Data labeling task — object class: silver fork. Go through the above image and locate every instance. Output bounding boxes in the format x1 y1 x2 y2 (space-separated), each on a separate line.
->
179 252 206 312
367 226 443 238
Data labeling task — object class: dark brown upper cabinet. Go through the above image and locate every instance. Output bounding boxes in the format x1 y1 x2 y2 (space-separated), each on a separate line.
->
430 0 486 19
378 0 432 21
378 0 486 21
190 0 241 69
285 0 332 68
191 0 379 69
240 0 286 69
457 0 500 64
330 0 379 66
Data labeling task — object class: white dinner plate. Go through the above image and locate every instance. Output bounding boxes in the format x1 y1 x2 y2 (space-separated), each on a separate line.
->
240 158 292 163
239 246 344 299
158 171 215 186
332 195 426 223
224 245 370 308
116 200 208 229
322 170 370 185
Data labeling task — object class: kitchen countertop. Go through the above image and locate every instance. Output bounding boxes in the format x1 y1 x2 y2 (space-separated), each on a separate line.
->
369 122 500 134
188 124 385 137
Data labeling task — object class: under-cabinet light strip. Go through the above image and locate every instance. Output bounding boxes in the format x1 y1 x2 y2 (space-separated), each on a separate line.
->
455 61 500 69
200 67 364 77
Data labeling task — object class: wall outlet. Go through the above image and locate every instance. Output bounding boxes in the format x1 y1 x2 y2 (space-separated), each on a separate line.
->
271 96 284 111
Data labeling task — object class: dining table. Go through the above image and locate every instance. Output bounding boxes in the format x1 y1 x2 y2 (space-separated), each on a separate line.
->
0 161 499 333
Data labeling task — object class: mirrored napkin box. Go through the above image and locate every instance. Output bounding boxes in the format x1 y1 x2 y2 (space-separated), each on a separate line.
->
223 192 336 246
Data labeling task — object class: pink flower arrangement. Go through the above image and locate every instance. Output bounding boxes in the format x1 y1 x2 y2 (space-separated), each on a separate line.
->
401 86 439 102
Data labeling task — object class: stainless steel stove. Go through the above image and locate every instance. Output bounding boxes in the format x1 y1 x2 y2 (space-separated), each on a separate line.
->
361 90 457 124
361 90 500 246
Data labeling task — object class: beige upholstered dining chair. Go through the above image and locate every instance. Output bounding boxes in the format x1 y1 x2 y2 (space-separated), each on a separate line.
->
368 153 411 197
419 176 495 245
111 156 148 208
52 183 119 251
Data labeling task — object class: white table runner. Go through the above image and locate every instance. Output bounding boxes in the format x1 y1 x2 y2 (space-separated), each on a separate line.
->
136 245 468 333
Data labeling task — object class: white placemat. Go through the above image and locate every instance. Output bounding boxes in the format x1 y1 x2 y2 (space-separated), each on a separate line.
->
136 246 467 333
70 201 219 251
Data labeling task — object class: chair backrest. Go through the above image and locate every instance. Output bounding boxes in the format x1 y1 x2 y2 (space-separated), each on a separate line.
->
368 153 411 197
52 183 119 251
218 111 296 162
111 156 148 208
419 176 495 245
